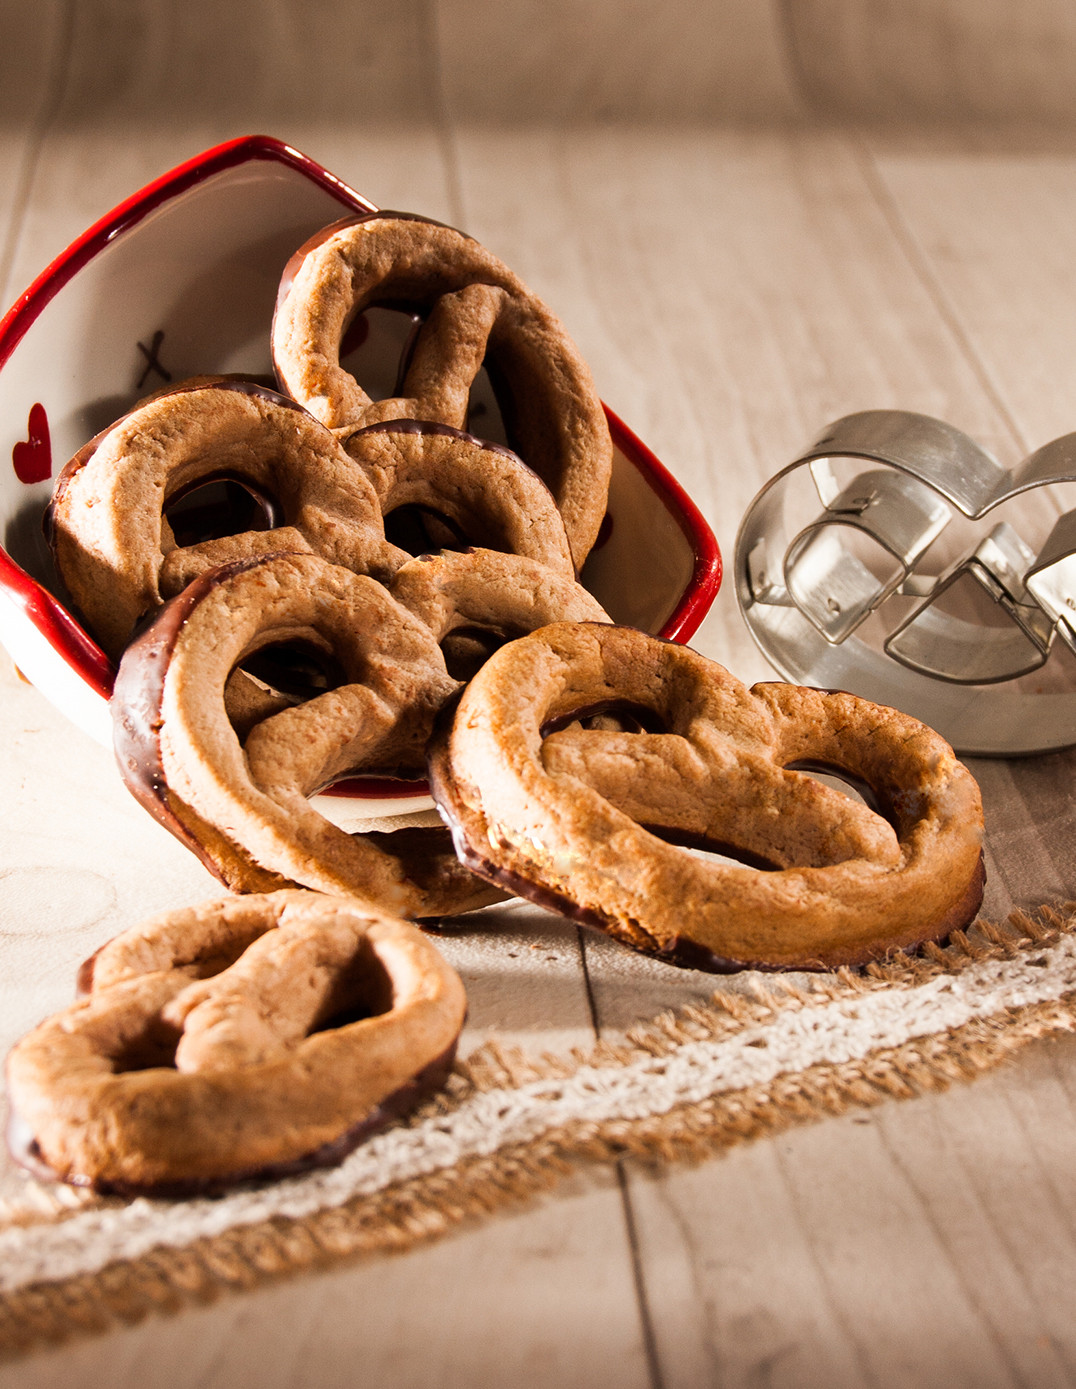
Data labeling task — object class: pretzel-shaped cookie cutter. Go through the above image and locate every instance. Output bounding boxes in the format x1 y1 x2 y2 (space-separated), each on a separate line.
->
736 411 1076 755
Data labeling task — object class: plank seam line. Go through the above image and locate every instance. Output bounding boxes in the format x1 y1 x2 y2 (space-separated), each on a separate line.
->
771 0 823 120
617 1161 668 1389
870 1118 1038 1385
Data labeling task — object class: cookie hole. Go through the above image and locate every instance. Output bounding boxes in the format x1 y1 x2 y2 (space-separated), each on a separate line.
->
783 759 881 815
476 356 519 453
340 302 508 444
642 824 782 872
163 474 279 547
384 504 471 556
465 366 509 447
237 639 348 702
110 1016 183 1073
309 944 395 1033
340 305 423 401
439 624 526 681
541 701 668 737
186 942 263 980
310 995 389 1032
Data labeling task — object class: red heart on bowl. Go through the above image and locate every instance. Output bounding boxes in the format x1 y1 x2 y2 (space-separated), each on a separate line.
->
12 403 51 484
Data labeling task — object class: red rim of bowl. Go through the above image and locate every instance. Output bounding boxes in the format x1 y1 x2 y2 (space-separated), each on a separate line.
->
0 134 722 785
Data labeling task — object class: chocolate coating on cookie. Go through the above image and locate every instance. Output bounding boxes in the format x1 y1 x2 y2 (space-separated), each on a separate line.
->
112 555 297 892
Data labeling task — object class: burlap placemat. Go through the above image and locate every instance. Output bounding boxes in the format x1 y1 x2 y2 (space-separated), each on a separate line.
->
2 905 1075 1357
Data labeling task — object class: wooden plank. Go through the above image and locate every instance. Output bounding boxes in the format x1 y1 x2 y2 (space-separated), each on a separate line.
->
451 125 1028 691
437 0 802 123
972 755 1076 917
30 0 440 129
869 1035 1076 1381
0 0 463 298
782 0 1076 124
865 130 1076 452
627 1039 1076 1388
0 3 70 303
0 1172 652 1389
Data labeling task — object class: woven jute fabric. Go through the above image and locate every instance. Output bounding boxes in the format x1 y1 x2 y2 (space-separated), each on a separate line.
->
2 905 1075 1357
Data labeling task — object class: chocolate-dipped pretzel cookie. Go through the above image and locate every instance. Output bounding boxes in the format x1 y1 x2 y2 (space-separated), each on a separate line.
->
50 377 400 658
6 890 466 1194
112 551 502 918
271 214 612 568
428 623 986 971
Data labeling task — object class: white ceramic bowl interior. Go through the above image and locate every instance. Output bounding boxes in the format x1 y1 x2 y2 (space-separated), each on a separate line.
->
0 135 720 819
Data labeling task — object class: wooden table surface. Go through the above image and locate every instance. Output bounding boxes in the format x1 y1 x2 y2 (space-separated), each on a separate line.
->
6 3 1076 1385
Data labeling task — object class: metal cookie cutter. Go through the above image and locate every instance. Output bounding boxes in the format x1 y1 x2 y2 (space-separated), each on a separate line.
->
735 410 1076 756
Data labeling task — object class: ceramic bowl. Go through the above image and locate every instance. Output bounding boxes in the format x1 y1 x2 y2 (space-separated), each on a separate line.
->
0 135 720 818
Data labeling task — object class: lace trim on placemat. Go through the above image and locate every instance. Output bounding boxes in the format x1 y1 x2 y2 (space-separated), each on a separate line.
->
1 907 1074 1355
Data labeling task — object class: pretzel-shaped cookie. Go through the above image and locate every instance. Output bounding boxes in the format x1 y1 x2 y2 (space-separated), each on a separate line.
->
112 551 502 918
50 377 399 657
343 419 575 576
272 214 612 568
428 623 986 971
6 890 467 1193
